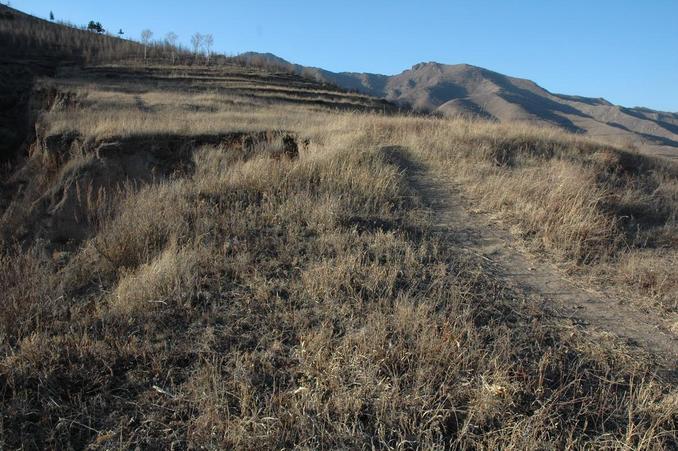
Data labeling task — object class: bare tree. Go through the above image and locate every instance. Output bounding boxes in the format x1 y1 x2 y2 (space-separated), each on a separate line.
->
141 29 153 61
165 31 178 64
190 32 203 61
204 33 214 63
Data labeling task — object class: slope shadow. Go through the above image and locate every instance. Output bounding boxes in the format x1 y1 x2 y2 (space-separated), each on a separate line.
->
620 107 678 136
552 93 611 107
475 69 593 130
0 61 58 162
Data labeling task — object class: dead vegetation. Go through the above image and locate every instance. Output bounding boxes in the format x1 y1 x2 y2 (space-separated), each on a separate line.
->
39 65 394 140
0 63 677 449
313 114 677 311
411 119 678 310
2 134 677 449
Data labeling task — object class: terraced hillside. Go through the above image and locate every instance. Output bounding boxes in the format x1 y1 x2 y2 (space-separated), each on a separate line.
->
1 62 397 244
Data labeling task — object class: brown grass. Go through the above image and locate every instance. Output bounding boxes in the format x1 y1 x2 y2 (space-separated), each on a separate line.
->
0 4 159 63
39 65 391 140
34 82 678 309
318 114 677 310
1 65 677 449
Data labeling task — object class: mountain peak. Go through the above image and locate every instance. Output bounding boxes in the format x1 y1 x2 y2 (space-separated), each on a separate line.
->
411 61 442 71
410 62 483 71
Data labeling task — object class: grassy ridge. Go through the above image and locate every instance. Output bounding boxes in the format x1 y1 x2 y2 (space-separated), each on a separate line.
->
2 104 677 447
0 5 150 63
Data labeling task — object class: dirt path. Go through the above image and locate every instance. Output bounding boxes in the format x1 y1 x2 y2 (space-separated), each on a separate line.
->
392 148 678 379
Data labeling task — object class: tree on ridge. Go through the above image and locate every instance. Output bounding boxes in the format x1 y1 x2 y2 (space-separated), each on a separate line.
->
191 32 203 61
165 31 178 64
141 29 153 61
204 33 214 64
87 21 105 34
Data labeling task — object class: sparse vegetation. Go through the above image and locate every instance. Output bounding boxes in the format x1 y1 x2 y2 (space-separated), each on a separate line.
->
0 5 292 71
204 33 214 63
165 31 178 64
191 32 203 60
0 5 165 63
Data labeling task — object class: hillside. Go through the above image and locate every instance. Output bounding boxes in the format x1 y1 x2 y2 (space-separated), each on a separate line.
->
0 6 394 163
1 6 677 450
247 53 678 160
0 4 153 161
0 62 395 246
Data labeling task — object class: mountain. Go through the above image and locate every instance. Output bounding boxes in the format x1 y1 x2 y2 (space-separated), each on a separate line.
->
242 53 678 159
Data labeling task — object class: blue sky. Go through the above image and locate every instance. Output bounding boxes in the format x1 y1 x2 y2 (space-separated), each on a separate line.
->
13 0 678 111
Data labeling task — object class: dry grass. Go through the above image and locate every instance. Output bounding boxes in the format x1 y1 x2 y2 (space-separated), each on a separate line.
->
0 4 298 69
321 114 677 311
38 65 393 140
0 248 59 346
1 65 677 449
109 240 206 316
31 77 678 307
0 4 158 63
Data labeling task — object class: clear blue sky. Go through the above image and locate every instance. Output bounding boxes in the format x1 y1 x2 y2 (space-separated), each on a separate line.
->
13 0 678 111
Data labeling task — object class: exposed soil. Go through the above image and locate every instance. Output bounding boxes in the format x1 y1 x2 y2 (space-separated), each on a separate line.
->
1 129 303 246
387 146 678 380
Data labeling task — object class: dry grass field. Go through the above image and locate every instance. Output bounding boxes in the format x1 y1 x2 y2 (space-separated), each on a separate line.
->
36 65 677 310
366 117 678 312
0 61 677 449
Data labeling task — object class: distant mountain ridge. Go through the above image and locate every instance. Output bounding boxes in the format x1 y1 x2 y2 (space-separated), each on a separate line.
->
241 52 678 159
